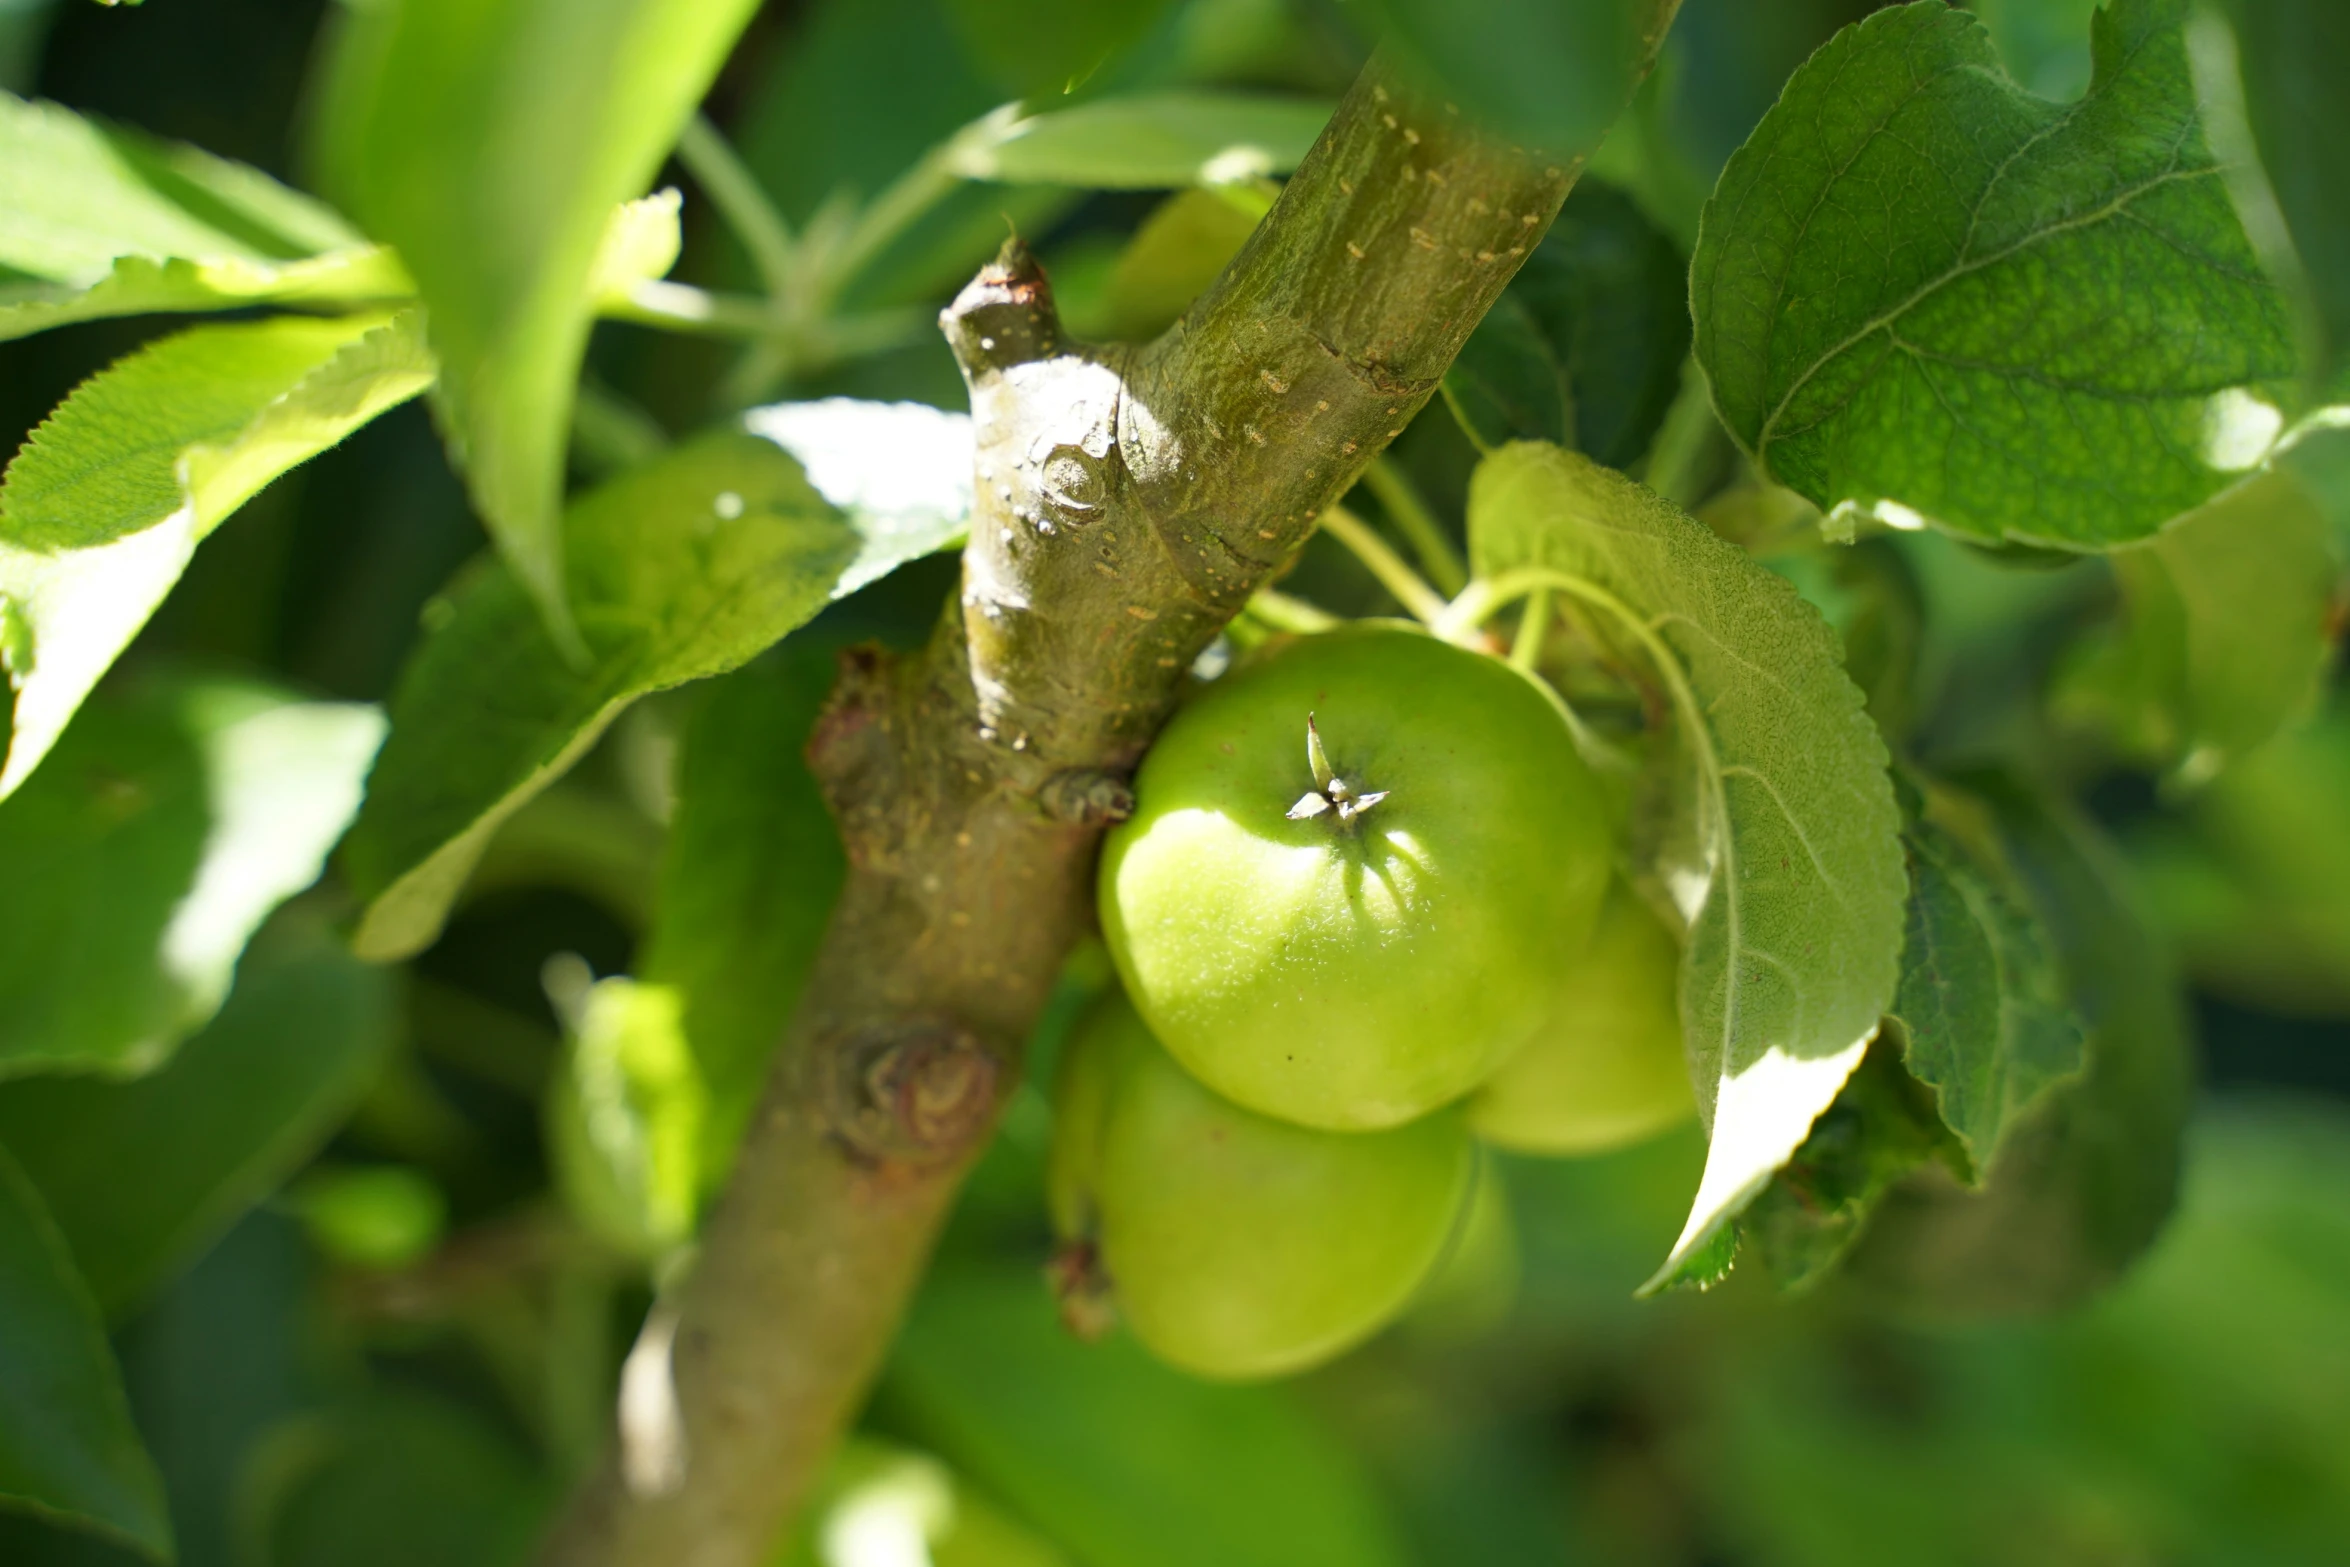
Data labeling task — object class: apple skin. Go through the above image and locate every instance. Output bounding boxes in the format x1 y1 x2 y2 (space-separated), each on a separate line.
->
1468 880 1697 1156
1052 991 1476 1382
1099 623 1611 1131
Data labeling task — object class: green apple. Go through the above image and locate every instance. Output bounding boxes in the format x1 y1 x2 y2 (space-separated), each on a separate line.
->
1099 623 1611 1131
1469 881 1695 1155
1052 991 1476 1381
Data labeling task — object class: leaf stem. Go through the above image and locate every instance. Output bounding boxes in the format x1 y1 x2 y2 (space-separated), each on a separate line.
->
1360 456 1468 595
676 115 798 304
1320 504 1451 628
1509 586 1551 672
1245 588 1342 634
601 280 779 338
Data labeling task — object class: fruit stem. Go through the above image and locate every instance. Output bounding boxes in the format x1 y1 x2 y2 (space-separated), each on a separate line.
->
1361 457 1469 596
1320 505 1452 629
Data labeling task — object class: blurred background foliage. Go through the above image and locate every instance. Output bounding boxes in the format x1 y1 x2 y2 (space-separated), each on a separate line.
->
0 0 2345 1564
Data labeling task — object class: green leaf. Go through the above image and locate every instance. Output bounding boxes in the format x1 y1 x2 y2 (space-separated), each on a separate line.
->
1465 443 1907 1291
545 974 704 1260
2224 0 2350 395
0 310 431 797
1360 0 1648 157
2097 468 2338 777
315 0 762 647
0 910 395 1316
0 675 385 1079
1092 186 1273 343
1889 807 2088 1177
777 1437 1071 1567
0 89 404 342
944 0 1177 98
346 401 972 961
1739 1038 1962 1292
1841 776 2194 1318
949 92 1332 189
0 1145 167 1557
883 1268 1411 1567
638 645 845 1192
1443 178 1691 468
1693 0 2297 548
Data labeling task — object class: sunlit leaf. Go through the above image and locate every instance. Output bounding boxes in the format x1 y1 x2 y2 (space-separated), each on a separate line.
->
0 676 384 1079
0 310 430 797
0 89 404 342
316 0 762 646
950 93 1332 190
1694 0 2296 547
345 402 971 961
1466 443 1906 1291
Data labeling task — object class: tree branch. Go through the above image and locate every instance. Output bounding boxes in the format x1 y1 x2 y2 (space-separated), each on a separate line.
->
537 21 1679 1565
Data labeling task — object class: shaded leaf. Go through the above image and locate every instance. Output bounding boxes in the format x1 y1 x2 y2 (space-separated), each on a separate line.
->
346 403 970 960
950 92 1331 189
637 645 845 1193
1093 186 1272 343
1841 776 2194 1318
0 911 395 1315
0 676 384 1078
1467 443 1906 1291
2077 467 2339 777
1740 1038 1962 1292
0 310 430 796
883 1268 1411 1567
316 0 762 645
1694 0 2296 547
1361 0 1650 157
0 89 402 342
1443 178 1691 468
944 0 1177 98
2224 0 2350 395
0 1146 167 1557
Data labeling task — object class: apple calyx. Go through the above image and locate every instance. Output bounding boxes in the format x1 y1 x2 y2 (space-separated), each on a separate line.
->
1287 713 1389 826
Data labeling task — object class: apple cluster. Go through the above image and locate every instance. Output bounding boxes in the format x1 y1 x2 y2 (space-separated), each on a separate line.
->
1051 625 1696 1380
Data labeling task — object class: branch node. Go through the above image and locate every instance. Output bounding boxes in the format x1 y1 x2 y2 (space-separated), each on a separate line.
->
1038 768 1135 825
942 236 1063 376
818 1019 1002 1169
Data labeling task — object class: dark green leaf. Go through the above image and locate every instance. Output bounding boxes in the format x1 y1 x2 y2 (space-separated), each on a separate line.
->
2225 0 2350 395
239 1392 547 1567
315 0 762 644
1740 1038 1962 1292
0 311 430 796
1694 0 2297 548
1361 0 1649 157
1841 777 2194 1318
1443 179 1690 469
0 1145 167 1557
944 0 1177 98
951 93 1332 189
0 677 384 1078
0 90 404 342
346 404 970 960
640 644 845 1191
0 911 395 1315
1467 445 1907 1290
883 1269 1410 1567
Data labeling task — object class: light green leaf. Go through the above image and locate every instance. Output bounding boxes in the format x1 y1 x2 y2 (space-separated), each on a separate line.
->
1465 443 1906 1291
315 0 762 648
1693 0 2297 548
346 402 971 961
0 911 394 1316
0 676 384 1079
0 1145 167 1557
949 92 1332 190
2104 468 2339 778
1090 186 1272 343
0 309 431 797
638 645 845 1194
779 1437 1070 1567
1842 776 2193 1318
2224 0 2350 396
545 975 704 1260
885 1268 1410 1567
0 89 404 341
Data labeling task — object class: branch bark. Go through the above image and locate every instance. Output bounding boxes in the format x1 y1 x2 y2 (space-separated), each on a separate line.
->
538 22 1677 1566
